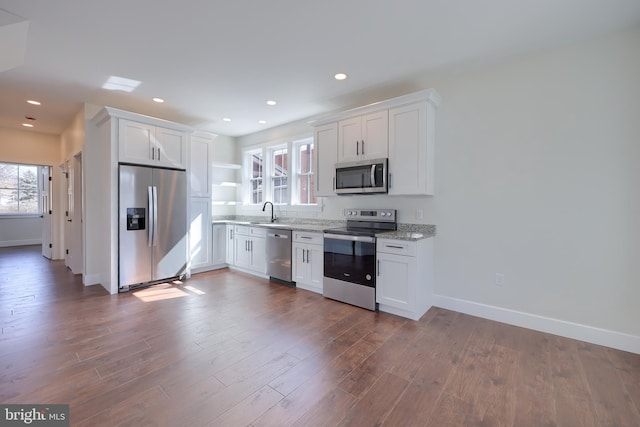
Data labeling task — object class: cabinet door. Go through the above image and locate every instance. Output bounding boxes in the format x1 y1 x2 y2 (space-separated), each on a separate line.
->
292 244 309 283
189 198 212 270
226 225 235 264
307 245 324 290
388 101 430 195
314 123 338 196
119 119 154 165
361 110 388 159
376 252 415 311
212 224 226 265
156 126 187 169
235 236 251 269
337 116 362 162
250 237 266 274
190 135 213 197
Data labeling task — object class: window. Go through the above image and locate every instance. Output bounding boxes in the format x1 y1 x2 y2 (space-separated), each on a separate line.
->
271 147 288 204
248 151 263 204
294 139 316 205
0 162 40 214
242 137 318 207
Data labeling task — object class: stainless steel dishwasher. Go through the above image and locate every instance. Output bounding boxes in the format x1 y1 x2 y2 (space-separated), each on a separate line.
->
266 229 293 285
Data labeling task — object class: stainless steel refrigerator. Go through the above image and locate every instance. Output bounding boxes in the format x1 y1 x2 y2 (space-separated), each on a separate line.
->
118 164 187 291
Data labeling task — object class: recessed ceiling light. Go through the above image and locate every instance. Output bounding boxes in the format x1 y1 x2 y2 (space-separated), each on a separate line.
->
152 97 165 103
27 100 41 106
223 117 232 122
266 100 277 106
22 123 34 128
102 75 141 92
334 73 347 81
258 120 267 125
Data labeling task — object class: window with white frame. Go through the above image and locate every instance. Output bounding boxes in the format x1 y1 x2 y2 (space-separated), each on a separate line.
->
0 162 40 214
243 137 318 207
270 147 288 204
247 150 263 204
294 139 316 205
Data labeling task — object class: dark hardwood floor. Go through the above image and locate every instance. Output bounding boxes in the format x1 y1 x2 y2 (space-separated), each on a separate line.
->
1 245 640 426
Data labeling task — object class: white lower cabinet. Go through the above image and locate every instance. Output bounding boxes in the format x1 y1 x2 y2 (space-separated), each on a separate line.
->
292 231 323 293
211 224 226 266
233 226 266 275
225 224 235 264
376 237 434 320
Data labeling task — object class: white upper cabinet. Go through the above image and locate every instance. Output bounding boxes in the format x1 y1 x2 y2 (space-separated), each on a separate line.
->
314 122 338 196
337 110 388 163
119 119 187 169
190 133 214 198
388 100 435 195
311 89 440 196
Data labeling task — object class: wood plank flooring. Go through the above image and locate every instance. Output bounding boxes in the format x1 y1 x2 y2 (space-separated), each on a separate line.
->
2 245 640 426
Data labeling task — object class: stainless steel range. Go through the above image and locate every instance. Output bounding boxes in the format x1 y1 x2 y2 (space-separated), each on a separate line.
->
323 208 397 310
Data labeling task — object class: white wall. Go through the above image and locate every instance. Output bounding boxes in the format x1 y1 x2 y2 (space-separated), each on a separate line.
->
0 127 62 254
236 25 640 351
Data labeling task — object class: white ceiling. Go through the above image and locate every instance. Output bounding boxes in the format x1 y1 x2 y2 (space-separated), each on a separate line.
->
1 0 640 137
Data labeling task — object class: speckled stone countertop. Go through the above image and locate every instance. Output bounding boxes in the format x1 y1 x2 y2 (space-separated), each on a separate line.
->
376 224 436 241
213 216 435 240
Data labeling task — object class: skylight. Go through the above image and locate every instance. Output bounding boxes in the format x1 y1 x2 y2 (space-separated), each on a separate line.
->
102 76 141 92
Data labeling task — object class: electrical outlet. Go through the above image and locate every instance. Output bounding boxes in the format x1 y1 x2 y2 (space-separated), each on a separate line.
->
495 273 505 286
416 209 424 220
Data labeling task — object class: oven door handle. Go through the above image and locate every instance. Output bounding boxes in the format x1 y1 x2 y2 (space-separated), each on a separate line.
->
324 233 376 244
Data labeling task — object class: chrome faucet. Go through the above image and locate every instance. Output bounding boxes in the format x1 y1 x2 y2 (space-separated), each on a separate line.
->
262 201 276 223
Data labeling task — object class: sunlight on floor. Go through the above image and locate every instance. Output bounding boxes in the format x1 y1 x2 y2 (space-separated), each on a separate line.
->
132 283 189 302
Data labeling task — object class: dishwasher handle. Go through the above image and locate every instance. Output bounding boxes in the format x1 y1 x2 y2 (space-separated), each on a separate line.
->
268 233 289 239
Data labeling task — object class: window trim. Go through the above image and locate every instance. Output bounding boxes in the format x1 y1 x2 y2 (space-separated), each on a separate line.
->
0 161 43 216
241 136 321 212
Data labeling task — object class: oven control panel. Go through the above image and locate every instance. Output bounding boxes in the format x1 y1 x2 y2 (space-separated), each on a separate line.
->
344 208 396 222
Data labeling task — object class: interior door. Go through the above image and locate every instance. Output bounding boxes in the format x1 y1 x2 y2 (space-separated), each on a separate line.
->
64 161 73 269
40 166 52 259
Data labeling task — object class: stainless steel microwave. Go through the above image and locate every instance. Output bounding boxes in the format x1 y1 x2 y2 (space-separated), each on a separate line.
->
335 158 387 195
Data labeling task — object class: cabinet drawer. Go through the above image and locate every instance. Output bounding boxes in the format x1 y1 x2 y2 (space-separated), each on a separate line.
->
250 227 267 237
293 231 323 245
234 225 250 235
377 240 416 256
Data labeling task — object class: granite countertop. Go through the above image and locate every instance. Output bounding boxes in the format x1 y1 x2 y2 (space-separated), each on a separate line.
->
376 224 436 241
213 217 436 240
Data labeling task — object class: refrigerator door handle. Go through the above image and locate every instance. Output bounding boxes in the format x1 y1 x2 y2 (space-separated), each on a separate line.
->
152 186 158 247
147 186 154 247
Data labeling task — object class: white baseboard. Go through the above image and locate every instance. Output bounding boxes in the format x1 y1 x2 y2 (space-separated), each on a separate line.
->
432 294 640 355
0 239 41 248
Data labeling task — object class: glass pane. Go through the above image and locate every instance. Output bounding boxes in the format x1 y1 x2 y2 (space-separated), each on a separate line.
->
251 178 263 204
272 148 288 177
19 166 38 213
273 177 288 204
297 175 317 205
298 143 314 174
251 153 263 179
0 189 18 213
0 164 18 189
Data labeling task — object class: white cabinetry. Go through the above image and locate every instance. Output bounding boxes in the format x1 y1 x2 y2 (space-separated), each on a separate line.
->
211 224 226 266
314 123 338 196
190 133 214 198
292 231 323 293
337 110 388 163
376 237 433 321
388 100 436 196
225 224 235 264
234 226 266 275
119 119 187 169
189 198 212 271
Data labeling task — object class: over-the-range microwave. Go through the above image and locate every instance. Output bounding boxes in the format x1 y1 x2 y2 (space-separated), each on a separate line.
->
334 158 387 195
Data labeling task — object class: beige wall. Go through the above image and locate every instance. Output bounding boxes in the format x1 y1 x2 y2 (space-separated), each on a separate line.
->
0 127 63 255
